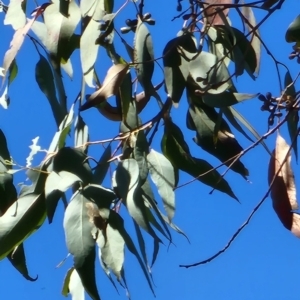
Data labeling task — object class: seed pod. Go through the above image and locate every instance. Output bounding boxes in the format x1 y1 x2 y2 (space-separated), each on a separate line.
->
120 27 131 34
143 12 151 20
265 92 272 101
258 94 267 102
145 18 155 25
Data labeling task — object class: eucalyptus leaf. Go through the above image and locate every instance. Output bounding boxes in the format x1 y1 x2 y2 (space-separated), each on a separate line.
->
147 149 175 221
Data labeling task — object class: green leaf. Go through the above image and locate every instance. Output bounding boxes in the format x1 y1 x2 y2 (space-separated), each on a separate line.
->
202 91 257 108
8 59 18 85
61 267 74 296
59 0 70 17
189 51 231 94
79 0 98 17
134 18 155 98
225 106 271 155
69 268 85 300
81 184 116 209
0 130 17 216
74 115 89 152
147 149 175 221
53 147 93 184
0 193 46 260
45 171 82 223
114 159 161 241
4 0 26 30
119 71 132 122
80 6 104 86
43 0 80 58
76 247 100 300
162 120 238 200
7 244 37 281
187 94 248 178
96 210 125 280
134 130 149 184
285 14 300 43
35 54 64 127
163 33 196 105
109 210 155 295
104 0 114 13
92 145 111 185
63 193 100 300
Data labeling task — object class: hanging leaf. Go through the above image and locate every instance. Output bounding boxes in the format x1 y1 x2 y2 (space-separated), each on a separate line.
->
92 145 112 185
8 59 18 85
163 33 196 105
147 149 176 221
80 6 104 86
202 91 257 107
162 120 238 200
7 244 37 281
69 268 85 300
4 0 26 30
45 171 82 223
224 106 271 155
43 0 80 59
74 115 89 152
53 147 93 184
134 17 155 98
62 267 74 296
187 98 248 179
285 14 300 43
96 210 125 280
63 193 100 300
189 51 231 94
108 210 155 295
284 71 298 161
114 159 161 241
268 134 300 238
0 83 9 109
0 129 17 216
2 5 47 79
35 54 65 127
81 184 116 209
48 104 75 152
0 193 46 260
242 6 261 75
80 64 129 111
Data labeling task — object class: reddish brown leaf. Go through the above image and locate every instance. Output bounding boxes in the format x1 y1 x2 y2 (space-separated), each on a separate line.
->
268 134 299 237
80 64 129 111
203 0 232 25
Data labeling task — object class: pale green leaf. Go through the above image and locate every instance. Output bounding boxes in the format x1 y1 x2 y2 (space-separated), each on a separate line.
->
147 149 175 221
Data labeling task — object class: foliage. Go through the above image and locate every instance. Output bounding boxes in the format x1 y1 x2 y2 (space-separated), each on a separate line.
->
0 0 299 299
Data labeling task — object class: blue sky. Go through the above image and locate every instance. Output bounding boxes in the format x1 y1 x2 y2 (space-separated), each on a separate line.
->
0 1 300 300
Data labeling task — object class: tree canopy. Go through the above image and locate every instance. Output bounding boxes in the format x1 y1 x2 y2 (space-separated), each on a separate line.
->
0 0 300 299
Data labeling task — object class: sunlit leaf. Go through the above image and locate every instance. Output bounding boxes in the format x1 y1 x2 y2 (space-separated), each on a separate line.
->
45 171 82 223
63 192 100 300
26 137 41 168
0 193 46 260
69 268 85 300
4 0 26 30
147 149 175 221
75 115 89 152
80 6 104 86
0 83 9 109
